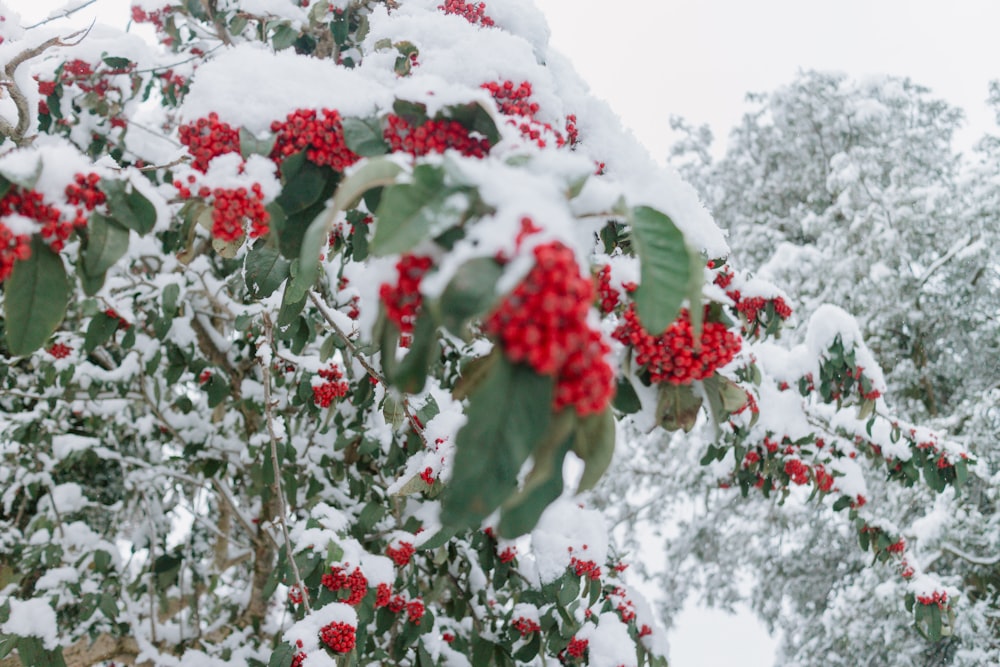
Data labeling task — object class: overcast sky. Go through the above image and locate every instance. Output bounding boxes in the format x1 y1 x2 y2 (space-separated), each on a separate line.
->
14 1 1000 665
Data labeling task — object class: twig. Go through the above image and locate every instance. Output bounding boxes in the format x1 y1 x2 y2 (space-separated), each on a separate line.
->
308 290 431 449
940 542 1000 567
24 0 98 29
261 312 312 613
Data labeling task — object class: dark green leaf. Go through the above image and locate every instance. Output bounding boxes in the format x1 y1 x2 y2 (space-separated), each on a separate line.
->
245 241 291 299
84 312 120 353
83 213 130 277
438 257 502 335
441 357 554 528
276 159 329 215
102 179 156 234
162 283 180 317
102 56 131 69
205 374 229 408
372 165 465 256
389 313 437 394
499 432 571 538
4 239 69 356
613 376 641 414
629 205 693 335
445 102 501 145
267 643 296 667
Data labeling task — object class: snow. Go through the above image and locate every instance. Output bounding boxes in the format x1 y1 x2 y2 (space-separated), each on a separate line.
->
283 602 357 660
530 499 608 585
1 598 59 649
578 612 638 667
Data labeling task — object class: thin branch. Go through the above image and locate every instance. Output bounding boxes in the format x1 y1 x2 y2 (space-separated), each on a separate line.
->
24 0 98 29
261 312 312 613
940 542 1000 567
309 290 429 447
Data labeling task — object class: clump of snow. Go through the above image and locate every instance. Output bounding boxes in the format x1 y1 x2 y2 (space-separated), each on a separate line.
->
1 598 59 649
530 499 608 584
577 612 638 667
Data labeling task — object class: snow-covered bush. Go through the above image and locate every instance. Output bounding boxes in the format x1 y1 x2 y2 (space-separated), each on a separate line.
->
0 3 972 666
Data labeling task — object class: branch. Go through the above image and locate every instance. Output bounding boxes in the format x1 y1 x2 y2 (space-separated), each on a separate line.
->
0 27 91 146
261 312 312 613
308 290 429 447
916 233 979 289
940 542 1000 567
24 0 98 29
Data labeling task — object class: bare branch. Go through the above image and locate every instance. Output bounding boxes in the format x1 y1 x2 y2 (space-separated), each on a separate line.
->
24 0 98 29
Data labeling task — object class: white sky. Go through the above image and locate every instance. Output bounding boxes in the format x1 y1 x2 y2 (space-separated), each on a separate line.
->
14 1 1000 665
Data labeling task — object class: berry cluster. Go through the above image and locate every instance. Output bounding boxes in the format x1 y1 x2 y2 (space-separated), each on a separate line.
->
47 343 72 359
386 541 415 566
564 636 588 660
178 113 241 172
736 295 793 322
595 264 619 314
0 222 31 282
208 185 270 241
271 108 359 170
485 240 614 416
482 80 569 148
374 583 392 607
321 565 368 605
383 114 491 158
783 458 810 485
498 546 517 563
319 621 356 653
512 617 540 636
916 590 948 609
569 557 601 580
0 174 103 262
65 173 106 211
313 364 350 408
379 254 433 346
438 0 495 26
612 305 742 385
405 598 425 624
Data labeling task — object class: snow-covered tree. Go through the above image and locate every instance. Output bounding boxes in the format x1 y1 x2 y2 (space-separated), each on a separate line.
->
641 71 1000 666
0 6 972 667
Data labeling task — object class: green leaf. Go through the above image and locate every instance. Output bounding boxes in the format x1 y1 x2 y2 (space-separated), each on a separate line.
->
275 162 338 260
101 179 156 234
573 407 616 492
499 432 572 538
239 127 277 159
441 357 554 529
445 101 501 145
4 239 69 356
271 23 299 50
438 257 502 335
277 281 307 328
276 159 329 215
389 312 437 394
245 241 291 299
342 117 389 157
84 312 120 353
612 376 641 414
83 213 130 277
629 205 693 335
267 643 296 667
205 373 229 408
336 158 403 213
162 283 180 317
102 56 132 69
372 165 465 256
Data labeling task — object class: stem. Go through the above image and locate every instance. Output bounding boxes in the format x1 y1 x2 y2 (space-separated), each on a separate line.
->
261 313 312 613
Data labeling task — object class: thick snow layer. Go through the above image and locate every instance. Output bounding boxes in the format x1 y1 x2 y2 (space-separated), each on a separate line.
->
1 598 59 649
530 499 608 585
578 612 638 667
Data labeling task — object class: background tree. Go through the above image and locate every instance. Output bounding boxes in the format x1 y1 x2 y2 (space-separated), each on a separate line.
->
626 70 1000 666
